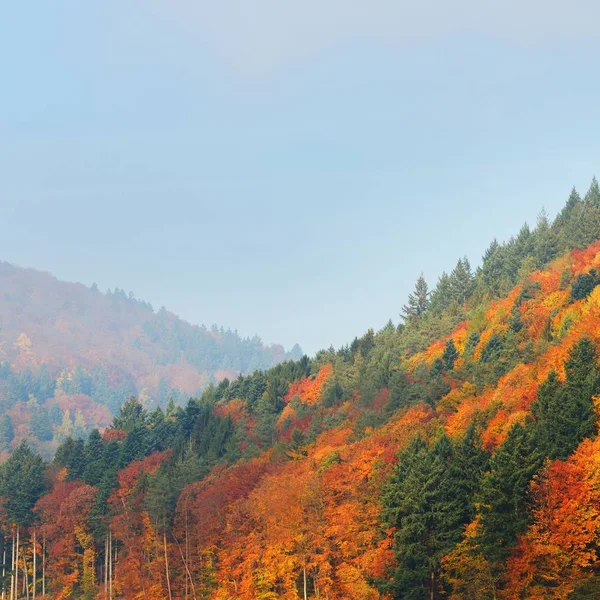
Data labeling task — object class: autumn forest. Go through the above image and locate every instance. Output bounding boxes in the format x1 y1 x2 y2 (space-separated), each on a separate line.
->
3 177 600 599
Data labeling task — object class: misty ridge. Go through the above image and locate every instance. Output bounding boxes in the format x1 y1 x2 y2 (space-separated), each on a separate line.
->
0 261 301 458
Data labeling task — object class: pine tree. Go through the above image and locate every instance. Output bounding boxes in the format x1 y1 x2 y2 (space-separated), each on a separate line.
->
443 339 459 371
583 176 600 209
0 415 14 451
449 257 474 305
534 208 558 267
531 338 600 461
402 274 430 322
429 272 452 314
113 396 146 433
0 442 46 526
30 406 53 441
82 429 106 486
383 433 487 599
478 423 543 566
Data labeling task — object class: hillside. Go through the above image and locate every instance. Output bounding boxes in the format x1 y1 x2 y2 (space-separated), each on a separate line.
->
0 263 301 457
0 177 600 600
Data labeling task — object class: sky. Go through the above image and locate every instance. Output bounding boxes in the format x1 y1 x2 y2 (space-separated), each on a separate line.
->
1 2 599 355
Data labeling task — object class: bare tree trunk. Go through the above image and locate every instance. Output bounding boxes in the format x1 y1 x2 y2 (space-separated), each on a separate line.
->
108 531 113 600
2 538 6 600
171 531 197 600
14 527 18 600
41 535 45 599
185 512 189 600
9 534 14 600
104 534 108 600
23 554 29 600
32 529 36 600
303 564 308 600
430 570 434 600
163 531 172 600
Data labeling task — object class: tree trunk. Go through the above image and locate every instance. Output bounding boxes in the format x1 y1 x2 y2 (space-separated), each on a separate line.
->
303 564 307 600
104 533 108 600
9 534 13 600
14 527 18 600
2 538 6 600
163 530 172 600
32 529 36 600
430 570 434 600
23 554 29 600
41 535 45 599
172 530 197 600
109 530 113 600
185 512 189 600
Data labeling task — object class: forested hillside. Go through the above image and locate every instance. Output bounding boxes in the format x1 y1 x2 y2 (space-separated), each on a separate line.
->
1 177 600 600
0 264 301 458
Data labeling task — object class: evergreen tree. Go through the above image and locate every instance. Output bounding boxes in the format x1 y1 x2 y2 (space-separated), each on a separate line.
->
30 406 53 441
429 272 453 314
534 208 558 267
442 339 459 371
0 442 46 526
478 239 507 296
113 396 146 433
82 429 106 486
37 364 55 402
449 257 474 305
402 274 430 322
571 269 600 301
0 415 14 451
583 176 600 209
383 433 487 599
479 423 543 566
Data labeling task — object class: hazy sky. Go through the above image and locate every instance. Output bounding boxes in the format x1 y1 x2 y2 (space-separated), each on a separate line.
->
1 2 599 354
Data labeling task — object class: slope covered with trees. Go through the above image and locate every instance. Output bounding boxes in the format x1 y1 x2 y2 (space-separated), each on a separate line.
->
0 177 600 599
0 264 301 458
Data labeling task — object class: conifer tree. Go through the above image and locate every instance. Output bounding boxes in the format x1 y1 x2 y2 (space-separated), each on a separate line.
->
442 339 459 371
479 423 543 566
583 176 600 209
401 274 430 322
449 257 474 305
531 338 600 460
0 442 46 526
0 415 14 451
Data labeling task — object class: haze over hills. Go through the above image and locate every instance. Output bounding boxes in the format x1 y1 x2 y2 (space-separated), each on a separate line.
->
0 262 301 456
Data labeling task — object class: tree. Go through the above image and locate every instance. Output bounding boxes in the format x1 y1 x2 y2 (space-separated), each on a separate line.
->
504 438 600 599
0 441 46 526
442 339 459 371
478 423 543 566
402 274 430 322
532 340 600 460
82 429 106 486
534 208 558 267
449 258 474 305
583 176 600 209
0 415 14 451
383 432 486 599
31 406 53 441
113 396 146 433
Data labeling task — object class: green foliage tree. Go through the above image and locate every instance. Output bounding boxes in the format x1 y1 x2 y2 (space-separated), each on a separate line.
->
402 274 430 322
0 442 46 526
383 432 488 599
0 415 14 451
478 423 543 566
532 338 600 460
442 339 459 371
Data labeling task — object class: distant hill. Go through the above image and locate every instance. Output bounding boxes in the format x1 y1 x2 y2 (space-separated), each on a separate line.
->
0 262 301 456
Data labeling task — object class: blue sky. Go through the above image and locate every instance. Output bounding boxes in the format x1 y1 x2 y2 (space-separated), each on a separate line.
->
1 2 599 354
